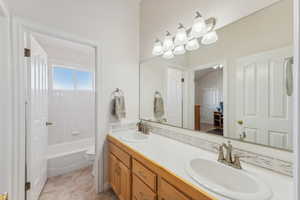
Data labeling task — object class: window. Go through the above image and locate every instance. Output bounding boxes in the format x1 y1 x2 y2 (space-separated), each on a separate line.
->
76 70 93 90
52 66 93 90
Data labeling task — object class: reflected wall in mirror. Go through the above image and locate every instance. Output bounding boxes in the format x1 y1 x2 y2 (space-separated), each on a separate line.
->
140 0 293 151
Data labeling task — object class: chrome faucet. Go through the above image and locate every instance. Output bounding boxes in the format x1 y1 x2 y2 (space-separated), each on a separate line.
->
217 141 242 169
136 121 151 135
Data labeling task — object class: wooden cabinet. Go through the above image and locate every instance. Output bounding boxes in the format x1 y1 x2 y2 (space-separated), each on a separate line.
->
108 138 216 200
132 174 157 200
109 153 131 200
159 178 190 200
132 159 157 191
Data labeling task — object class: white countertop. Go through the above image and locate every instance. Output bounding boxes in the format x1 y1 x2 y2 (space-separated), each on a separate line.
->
109 130 293 200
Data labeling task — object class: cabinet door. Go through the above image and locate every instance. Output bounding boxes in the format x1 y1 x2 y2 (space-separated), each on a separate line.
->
132 175 156 200
109 153 120 194
159 179 190 200
119 161 131 200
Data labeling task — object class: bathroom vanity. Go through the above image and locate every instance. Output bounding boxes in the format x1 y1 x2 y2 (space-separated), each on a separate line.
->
107 130 292 200
108 134 216 200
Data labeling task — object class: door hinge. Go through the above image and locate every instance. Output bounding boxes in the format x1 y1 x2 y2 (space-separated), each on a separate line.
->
24 48 31 57
181 78 185 83
25 182 31 191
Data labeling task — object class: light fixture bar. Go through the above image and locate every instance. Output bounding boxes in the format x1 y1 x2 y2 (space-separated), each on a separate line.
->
151 12 218 59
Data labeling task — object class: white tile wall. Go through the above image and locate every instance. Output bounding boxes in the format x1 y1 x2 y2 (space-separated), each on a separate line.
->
48 90 95 145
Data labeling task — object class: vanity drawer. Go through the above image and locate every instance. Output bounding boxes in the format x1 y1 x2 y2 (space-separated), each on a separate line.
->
133 159 157 191
133 174 157 200
159 178 190 200
109 142 131 168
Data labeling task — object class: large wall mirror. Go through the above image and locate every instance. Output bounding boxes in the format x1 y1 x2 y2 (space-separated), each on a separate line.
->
140 0 293 151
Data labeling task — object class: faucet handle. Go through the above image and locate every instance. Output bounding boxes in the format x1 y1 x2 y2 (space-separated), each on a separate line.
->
233 154 242 169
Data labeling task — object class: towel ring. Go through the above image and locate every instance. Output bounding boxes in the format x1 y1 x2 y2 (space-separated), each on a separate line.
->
154 91 162 98
112 88 124 98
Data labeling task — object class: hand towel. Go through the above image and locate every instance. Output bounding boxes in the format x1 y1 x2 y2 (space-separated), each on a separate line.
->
153 96 165 119
114 96 126 119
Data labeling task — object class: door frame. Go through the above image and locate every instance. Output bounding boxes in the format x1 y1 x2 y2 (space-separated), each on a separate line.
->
0 0 12 198
185 60 228 137
10 17 105 200
294 0 300 199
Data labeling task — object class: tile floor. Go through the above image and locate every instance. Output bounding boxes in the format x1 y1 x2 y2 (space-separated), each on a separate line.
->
39 166 117 200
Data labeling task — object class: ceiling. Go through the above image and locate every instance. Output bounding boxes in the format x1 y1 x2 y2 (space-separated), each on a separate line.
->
34 33 95 70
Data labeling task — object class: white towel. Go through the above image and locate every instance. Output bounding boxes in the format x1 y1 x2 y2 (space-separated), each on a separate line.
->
154 96 164 119
114 96 126 120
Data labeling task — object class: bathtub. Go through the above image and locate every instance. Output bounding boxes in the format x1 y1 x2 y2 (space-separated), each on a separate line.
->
47 138 95 177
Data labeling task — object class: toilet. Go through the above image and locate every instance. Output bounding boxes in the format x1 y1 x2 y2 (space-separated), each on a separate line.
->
85 146 96 176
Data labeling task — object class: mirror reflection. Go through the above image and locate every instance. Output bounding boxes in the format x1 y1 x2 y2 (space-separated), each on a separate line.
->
140 0 293 151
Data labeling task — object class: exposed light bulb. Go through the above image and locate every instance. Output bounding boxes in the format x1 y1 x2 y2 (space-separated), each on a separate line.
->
191 12 207 38
162 31 175 51
186 39 200 51
201 31 218 45
152 39 163 56
173 45 186 55
174 24 188 46
163 50 174 59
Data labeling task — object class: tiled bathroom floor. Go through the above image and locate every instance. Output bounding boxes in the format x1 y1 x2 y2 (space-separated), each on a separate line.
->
39 166 117 200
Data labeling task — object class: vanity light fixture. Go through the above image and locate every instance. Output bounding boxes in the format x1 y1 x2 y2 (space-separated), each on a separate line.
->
162 50 175 59
173 45 186 55
186 38 200 51
201 30 218 45
213 64 223 69
152 39 164 56
152 12 218 59
162 31 175 52
191 12 207 38
174 23 188 46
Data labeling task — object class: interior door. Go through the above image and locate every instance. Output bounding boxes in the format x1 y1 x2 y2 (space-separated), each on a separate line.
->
166 68 183 127
236 47 293 149
26 35 49 200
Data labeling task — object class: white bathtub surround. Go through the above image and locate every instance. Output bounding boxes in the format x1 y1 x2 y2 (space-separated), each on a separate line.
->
48 90 95 145
145 122 293 177
47 138 94 177
109 130 293 200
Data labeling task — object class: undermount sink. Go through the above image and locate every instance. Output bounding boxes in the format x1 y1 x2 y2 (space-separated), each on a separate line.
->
186 158 272 200
118 131 149 143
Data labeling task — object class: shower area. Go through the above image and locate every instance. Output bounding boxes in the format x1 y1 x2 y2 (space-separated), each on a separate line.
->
27 33 97 200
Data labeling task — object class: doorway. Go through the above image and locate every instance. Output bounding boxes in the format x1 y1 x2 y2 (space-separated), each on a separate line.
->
24 31 102 200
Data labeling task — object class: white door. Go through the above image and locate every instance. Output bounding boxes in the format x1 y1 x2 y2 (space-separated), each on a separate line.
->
26 35 49 200
236 47 293 149
166 68 183 127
